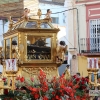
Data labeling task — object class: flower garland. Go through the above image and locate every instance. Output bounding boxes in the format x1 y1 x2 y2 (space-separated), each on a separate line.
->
1 69 90 100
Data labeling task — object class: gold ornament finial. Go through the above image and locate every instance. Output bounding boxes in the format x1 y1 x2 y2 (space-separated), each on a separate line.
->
8 16 13 30
37 9 42 19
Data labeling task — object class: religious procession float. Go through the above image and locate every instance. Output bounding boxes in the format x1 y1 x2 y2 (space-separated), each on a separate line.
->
0 8 99 100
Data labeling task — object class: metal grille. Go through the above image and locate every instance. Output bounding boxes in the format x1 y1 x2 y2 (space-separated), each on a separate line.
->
90 19 100 52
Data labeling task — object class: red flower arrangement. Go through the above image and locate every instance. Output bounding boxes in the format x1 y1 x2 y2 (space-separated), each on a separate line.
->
72 75 89 100
15 70 89 100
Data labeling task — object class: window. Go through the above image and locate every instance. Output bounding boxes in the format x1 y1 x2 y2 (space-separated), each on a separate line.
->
51 17 59 24
90 19 100 52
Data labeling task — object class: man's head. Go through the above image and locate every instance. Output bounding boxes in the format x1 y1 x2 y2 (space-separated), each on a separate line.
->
76 72 80 76
60 41 66 46
66 65 70 69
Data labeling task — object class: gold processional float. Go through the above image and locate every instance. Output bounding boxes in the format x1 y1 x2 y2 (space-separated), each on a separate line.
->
0 9 68 93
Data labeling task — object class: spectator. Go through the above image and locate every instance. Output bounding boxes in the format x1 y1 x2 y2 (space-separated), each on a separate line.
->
64 65 70 80
76 72 80 77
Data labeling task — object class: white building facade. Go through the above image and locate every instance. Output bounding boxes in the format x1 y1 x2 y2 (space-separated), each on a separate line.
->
64 0 78 75
64 0 100 76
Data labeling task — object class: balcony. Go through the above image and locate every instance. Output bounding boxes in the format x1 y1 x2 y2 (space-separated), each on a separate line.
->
80 38 100 56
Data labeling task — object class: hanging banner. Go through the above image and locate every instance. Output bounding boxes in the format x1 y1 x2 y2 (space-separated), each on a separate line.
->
5 59 17 71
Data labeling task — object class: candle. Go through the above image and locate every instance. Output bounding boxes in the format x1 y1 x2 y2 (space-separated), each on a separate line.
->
94 58 96 68
89 58 92 69
93 58 99 69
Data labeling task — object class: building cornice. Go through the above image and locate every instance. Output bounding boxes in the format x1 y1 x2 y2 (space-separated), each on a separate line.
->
76 0 100 5
39 0 64 6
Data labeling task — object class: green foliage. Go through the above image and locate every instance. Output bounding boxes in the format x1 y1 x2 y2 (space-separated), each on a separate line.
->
75 89 84 97
0 90 32 100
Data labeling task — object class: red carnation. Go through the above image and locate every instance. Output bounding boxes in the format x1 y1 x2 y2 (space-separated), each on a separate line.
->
81 81 85 85
34 94 39 99
73 75 77 78
29 87 38 92
52 91 55 95
76 78 80 82
82 86 86 89
82 77 85 81
20 77 25 82
43 96 48 100
2 77 6 82
85 78 89 83
68 82 73 87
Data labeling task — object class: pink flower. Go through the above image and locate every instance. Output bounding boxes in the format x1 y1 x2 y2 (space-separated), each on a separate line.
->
30 77 34 82
16 76 20 80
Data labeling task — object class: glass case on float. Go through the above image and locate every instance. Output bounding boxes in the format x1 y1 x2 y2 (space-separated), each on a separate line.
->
27 35 51 60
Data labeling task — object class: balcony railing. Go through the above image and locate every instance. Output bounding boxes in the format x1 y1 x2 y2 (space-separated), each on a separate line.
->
80 38 100 54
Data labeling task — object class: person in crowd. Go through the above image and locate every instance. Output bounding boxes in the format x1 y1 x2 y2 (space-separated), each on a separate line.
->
63 65 70 80
76 72 81 77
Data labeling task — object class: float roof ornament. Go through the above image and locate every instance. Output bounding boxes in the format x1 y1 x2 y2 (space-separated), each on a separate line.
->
5 9 57 33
